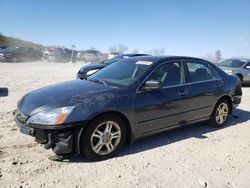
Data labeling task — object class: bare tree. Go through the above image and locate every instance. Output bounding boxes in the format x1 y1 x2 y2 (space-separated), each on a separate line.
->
108 46 118 53
108 44 128 54
132 49 139 53
215 50 222 63
145 48 165 55
153 48 165 55
202 53 215 63
117 44 128 54
90 46 96 50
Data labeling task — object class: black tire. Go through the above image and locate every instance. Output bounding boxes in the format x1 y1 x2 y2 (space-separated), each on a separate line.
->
81 114 127 161
208 99 230 127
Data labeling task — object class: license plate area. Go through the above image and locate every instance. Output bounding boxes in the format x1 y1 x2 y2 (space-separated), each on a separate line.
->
20 126 35 136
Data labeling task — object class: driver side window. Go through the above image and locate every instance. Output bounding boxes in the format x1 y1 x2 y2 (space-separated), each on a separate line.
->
148 61 184 87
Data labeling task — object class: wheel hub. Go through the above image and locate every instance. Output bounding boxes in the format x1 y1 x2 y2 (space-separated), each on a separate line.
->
102 132 112 144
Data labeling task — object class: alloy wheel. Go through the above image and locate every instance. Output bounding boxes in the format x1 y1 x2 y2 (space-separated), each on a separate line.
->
90 121 121 155
215 102 229 124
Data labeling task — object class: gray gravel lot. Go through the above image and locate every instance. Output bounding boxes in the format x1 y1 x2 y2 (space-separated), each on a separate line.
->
0 62 250 188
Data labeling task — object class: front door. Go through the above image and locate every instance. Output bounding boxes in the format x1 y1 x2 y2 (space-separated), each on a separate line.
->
135 61 190 135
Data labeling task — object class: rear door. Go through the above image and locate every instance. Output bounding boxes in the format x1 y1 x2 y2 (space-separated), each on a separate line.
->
184 60 223 122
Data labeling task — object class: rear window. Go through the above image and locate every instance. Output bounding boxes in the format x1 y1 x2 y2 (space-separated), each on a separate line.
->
186 61 220 82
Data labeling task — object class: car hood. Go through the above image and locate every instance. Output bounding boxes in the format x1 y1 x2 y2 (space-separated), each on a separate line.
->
80 63 107 72
18 79 112 116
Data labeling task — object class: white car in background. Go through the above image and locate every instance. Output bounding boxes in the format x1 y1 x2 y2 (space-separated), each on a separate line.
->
218 58 250 84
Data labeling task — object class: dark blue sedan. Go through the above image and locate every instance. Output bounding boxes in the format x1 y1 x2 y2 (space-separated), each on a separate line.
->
15 56 242 161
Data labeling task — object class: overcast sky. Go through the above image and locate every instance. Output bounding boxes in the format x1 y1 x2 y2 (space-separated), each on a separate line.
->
0 0 250 58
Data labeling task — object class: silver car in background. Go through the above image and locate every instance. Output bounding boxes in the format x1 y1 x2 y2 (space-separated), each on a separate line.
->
218 58 250 84
77 50 103 63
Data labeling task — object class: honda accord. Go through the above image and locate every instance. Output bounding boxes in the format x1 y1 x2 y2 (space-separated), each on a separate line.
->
14 56 242 161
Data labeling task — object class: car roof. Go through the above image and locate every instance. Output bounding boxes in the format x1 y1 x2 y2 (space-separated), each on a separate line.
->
124 55 208 63
225 58 250 62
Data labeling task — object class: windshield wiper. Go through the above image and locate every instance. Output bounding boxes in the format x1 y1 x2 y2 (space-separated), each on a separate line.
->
88 78 108 86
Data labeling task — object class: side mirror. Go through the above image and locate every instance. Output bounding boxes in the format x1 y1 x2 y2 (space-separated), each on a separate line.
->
86 69 99 76
143 80 161 90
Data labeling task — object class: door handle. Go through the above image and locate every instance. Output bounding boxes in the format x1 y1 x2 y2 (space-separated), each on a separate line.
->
214 80 223 88
178 90 189 96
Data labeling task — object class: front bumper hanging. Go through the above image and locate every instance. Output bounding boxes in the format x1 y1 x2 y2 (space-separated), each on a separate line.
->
14 109 82 156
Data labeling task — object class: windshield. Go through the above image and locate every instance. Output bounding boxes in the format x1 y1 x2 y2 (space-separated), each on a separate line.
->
219 59 246 68
88 59 155 87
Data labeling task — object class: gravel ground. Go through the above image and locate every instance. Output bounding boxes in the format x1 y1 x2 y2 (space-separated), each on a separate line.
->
0 62 250 188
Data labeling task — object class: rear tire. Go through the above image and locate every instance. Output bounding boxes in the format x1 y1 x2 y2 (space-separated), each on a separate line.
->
208 99 230 127
81 114 126 161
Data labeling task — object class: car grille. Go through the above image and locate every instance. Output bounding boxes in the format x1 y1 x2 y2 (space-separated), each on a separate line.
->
15 109 29 125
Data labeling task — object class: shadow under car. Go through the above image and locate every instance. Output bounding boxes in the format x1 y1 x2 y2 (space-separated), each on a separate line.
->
63 108 250 163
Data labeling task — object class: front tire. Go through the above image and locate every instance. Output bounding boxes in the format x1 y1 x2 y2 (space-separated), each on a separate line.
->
208 99 230 127
81 114 126 161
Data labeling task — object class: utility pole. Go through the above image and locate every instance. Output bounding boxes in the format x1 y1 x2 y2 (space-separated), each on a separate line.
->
70 44 76 63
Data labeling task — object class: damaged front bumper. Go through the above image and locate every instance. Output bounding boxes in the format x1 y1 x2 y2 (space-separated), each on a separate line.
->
14 110 85 156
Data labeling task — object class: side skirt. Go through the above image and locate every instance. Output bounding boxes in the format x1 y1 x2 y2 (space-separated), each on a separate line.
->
134 116 210 141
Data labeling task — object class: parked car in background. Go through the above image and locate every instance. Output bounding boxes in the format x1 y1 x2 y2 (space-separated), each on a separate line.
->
76 53 150 79
15 56 242 161
77 50 102 63
218 58 250 84
45 48 76 63
0 47 7 53
0 46 43 62
42 49 51 60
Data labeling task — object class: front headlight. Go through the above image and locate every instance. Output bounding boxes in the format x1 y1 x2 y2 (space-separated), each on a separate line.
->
27 106 74 125
224 70 233 75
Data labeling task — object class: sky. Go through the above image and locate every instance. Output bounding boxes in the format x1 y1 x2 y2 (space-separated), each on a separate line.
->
0 0 250 58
